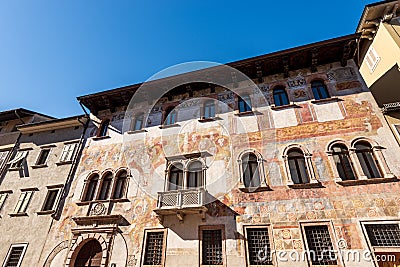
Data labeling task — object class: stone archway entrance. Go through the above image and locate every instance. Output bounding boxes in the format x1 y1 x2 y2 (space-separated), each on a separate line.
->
74 239 102 267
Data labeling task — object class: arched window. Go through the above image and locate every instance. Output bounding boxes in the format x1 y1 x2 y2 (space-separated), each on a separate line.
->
187 161 203 188
287 148 309 184
238 95 252 113
242 153 260 188
98 119 109 137
355 141 382 178
168 163 184 190
98 172 113 200
133 113 144 131
273 87 289 106
203 100 216 118
83 174 99 201
113 170 128 199
311 80 330 100
331 144 356 181
73 239 102 267
164 106 177 125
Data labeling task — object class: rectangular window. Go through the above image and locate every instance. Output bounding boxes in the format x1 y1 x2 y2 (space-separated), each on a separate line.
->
202 228 223 265
0 150 9 166
365 46 380 72
35 148 50 165
3 243 28 267
14 191 34 214
8 151 28 169
365 224 400 247
42 189 60 211
60 143 78 162
0 193 8 211
245 226 273 265
143 230 166 266
303 224 337 265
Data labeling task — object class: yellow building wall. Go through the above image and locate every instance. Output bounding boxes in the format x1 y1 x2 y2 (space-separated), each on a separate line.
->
359 22 400 87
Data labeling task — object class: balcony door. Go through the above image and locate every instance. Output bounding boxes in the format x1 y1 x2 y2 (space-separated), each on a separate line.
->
187 161 203 188
168 164 183 191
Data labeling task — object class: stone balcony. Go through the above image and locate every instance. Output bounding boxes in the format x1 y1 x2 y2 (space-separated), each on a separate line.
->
154 187 208 222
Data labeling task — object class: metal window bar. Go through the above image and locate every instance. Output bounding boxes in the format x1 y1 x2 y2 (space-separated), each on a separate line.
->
247 228 272 265
304 225 337 265
202 229 223 265
365 224 400 247
143 232 164 265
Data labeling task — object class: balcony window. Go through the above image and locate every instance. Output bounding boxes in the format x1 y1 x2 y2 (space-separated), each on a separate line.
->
273 86 289 107
238 95 252 113
355 141 382 178
83 174 99 201
168 163 183 191
331 144 356 181
187 161 203 188
287 148 309 184
242 153 260 188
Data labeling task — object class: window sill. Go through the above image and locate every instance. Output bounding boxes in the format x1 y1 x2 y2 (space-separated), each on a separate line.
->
198 117 221 122
159 123 180 129
76 198 129 206
56 161 72 166
271 104 299 111
234 111 255 116
127 129 147 134
9 212 28 217
336 177 398 186
311 97 341 104
37 210 55 215
92 135 111 141
288 182 322 189
8 167 22 171
31 164 48 169
238 186 271 193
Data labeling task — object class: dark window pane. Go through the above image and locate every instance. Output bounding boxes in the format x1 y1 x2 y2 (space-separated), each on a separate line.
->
43 189 59 211
288 149 309 184
168 164 183 190
332 144 356 180
98 173 113 200
273 88 289 106
113 171 127 199
134 114 144 131
238 95 252 112
355 142 382 178
84 175 99 201
311 81 330 100
204 101 216 118
36 149 50 165
242 153 260 187
187 161 202 188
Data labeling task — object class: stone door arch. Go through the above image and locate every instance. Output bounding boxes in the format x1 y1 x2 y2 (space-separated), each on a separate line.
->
74 239 102 267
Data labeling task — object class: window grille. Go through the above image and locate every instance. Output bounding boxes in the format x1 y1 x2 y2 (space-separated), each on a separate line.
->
365 224 400 247
202 229 223 265
246 228 272 265
143 231 165 265
304 225 337 265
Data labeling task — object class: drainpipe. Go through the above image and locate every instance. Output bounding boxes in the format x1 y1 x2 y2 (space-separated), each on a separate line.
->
52 112 89 220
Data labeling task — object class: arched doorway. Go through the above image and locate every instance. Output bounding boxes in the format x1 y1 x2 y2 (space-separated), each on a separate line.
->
74 239 103 267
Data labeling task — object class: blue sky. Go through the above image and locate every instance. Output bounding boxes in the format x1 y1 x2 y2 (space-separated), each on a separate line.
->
0 0 371 118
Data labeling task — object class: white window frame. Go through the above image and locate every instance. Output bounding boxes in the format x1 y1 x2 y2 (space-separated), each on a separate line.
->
392 124 400 141
35 148 51 166
8 151 28 169
13 191 34 214
2 243 28 267
59 142 78 163
0 150 9 167
365 46 380 73
0 193 8 212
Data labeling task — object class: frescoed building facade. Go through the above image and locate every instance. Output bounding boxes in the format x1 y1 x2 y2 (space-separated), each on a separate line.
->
35 33 400 267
